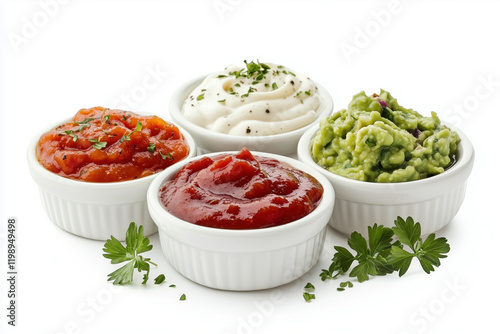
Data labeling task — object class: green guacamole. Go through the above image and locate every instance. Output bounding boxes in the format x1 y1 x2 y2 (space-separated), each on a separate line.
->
311 90 460 183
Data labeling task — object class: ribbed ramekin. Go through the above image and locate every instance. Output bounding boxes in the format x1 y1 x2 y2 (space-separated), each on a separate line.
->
27 117 197 241
297 123 474 236
169 76 333 156
147 151 335 291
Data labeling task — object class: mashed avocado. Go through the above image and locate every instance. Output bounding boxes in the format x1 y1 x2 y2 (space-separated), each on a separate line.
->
311 90 460 182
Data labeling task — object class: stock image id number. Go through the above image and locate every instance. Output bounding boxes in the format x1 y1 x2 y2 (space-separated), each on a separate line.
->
7 218 16 271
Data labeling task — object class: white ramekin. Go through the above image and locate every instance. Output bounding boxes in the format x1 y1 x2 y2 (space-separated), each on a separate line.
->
27 117 197 241
297 123 474 236
169 76 333 156
147 151 335 291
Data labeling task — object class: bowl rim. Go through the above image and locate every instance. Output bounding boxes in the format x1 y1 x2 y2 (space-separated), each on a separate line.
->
297 121 475 191
27 111 197 190
169 75 334 142
147 150 335 238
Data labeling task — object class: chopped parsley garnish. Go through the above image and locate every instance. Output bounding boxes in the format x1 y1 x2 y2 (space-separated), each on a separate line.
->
228 60 269 82
160 151 174 161
147 142 156 153
154 274 166 284
120 121 143 143
302 283 316 302
74 118 95 131
241 87 255 98
303 292 315 302
337 281 354 291
64 130 78 142
120 134 131 143
89 136 107 150
220 61 302 100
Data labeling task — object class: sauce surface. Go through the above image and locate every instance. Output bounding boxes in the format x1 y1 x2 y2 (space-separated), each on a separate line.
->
182 60 323 136
36 107 190 182
159 148 323 229
311 90 460 182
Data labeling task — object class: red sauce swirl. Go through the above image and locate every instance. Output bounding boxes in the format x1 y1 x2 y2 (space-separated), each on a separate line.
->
36 107 190 182
159 148 323 229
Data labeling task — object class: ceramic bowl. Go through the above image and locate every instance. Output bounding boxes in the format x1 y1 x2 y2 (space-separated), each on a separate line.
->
169 76 333 156
297 123 474 236
27 115 197 241
147 151 335 291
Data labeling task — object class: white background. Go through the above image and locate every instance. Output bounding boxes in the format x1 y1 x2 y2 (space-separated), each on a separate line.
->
1 0 499 333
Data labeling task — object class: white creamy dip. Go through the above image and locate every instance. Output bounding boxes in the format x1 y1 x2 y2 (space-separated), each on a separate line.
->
181 61 323 136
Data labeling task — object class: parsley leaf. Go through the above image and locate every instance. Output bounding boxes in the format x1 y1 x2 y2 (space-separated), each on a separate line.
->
368 223 394 256
319 217 450 288
103 222 158 285
392 216 421 247
338 224 396 283
388 216 450 275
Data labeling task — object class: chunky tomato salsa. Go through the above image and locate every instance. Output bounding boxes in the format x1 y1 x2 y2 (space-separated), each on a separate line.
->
36 107 190 182
159 148 323 229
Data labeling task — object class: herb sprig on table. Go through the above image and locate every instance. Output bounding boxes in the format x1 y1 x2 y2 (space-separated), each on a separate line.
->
103 223 187 300
102 222 161 285
304 216 450 300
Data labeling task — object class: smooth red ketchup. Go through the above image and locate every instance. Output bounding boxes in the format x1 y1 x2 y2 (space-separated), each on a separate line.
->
159 148 323 229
